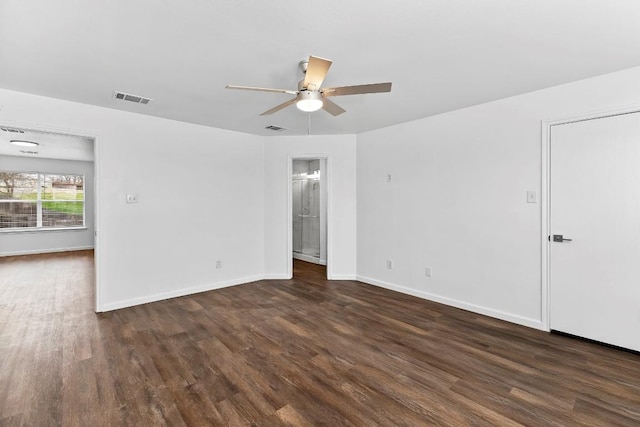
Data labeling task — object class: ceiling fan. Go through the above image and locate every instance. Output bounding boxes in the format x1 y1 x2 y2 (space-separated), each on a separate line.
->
226 55 392 116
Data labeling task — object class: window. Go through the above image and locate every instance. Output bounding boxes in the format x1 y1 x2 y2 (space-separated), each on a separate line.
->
0 172 85 230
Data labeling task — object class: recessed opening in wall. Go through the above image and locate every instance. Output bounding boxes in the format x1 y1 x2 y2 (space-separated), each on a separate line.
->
291 158 328 279
0 124 98 308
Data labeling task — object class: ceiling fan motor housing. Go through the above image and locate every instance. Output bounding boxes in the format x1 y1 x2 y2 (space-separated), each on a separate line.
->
298 90 322 101
298 59 309 74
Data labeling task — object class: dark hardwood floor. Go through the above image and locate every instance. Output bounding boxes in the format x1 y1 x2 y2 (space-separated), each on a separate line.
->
1 251 640 426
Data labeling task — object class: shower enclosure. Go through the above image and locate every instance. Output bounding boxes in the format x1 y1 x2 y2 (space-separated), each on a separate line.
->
292 159 327 265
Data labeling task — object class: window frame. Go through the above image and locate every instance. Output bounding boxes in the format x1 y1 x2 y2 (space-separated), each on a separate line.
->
0 171 86 232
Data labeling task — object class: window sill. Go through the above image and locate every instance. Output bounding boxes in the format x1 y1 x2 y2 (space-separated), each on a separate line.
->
0 227 89 235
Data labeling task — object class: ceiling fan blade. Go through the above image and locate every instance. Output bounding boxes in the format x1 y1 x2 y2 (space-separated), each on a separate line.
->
260 97 298 116
322 82 392 97
226 85 298 95
303 56 332 91
321 98 346 116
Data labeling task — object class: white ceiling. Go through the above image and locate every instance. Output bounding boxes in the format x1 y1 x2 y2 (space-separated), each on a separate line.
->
1 1 640 137
0 127 94 162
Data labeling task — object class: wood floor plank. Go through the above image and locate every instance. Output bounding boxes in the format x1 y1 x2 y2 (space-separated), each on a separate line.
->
2 251 640 425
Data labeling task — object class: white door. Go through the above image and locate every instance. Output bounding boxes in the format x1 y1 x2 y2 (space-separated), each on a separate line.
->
550 111 640 352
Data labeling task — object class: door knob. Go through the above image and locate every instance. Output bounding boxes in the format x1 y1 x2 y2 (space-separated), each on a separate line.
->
552 234 573 242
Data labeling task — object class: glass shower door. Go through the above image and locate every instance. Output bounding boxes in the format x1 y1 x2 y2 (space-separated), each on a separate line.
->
292 165 321 260
301 179 320 258
292 179 303 254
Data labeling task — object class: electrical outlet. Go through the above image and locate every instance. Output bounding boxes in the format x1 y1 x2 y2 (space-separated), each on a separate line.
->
126 194 138 204
387 174 392 183
386 260 393 269
425 267 432 277
216 260 222 269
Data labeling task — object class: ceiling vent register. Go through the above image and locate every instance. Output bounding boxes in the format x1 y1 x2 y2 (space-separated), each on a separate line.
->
113 91 152 105
265 125 286 132
1 127 26 134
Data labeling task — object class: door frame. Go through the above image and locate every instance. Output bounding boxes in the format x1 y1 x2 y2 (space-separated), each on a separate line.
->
541 104 640 331
287 154 332 279
0 119 102 312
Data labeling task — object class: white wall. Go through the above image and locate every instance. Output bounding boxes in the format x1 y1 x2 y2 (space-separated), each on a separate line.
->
0 155 94 256
3 65 640 322
263 135 357 279
356 66 640 330
0 88 264 311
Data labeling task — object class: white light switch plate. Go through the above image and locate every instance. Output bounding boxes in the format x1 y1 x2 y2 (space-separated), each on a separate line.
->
526 190 537 203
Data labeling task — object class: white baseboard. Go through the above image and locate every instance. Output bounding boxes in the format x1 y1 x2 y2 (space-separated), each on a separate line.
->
263 272 355 281
329 274 357 280
356 275 544 331
98 270 360 312
99 270 543 332
263 274 292 280
0 246 94 257
292 252 327 265
97 274 264 312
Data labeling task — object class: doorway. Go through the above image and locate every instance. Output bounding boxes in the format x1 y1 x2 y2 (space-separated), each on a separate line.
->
0 122 100 311
547 110 640 352
289 156 328 279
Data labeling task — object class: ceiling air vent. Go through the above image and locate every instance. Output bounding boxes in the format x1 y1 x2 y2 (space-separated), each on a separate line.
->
265 125 286 132
1 127 26 134
113 91 152 105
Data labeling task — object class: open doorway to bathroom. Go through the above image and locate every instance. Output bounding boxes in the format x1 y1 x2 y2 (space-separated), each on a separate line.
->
292 158 327 279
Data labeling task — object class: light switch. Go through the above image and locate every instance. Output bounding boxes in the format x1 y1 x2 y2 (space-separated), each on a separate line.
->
126 194 138 204
526 190 536 203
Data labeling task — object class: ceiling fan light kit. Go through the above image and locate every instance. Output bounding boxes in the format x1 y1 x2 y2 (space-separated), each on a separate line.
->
226 55 392 117
296 90 323 112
